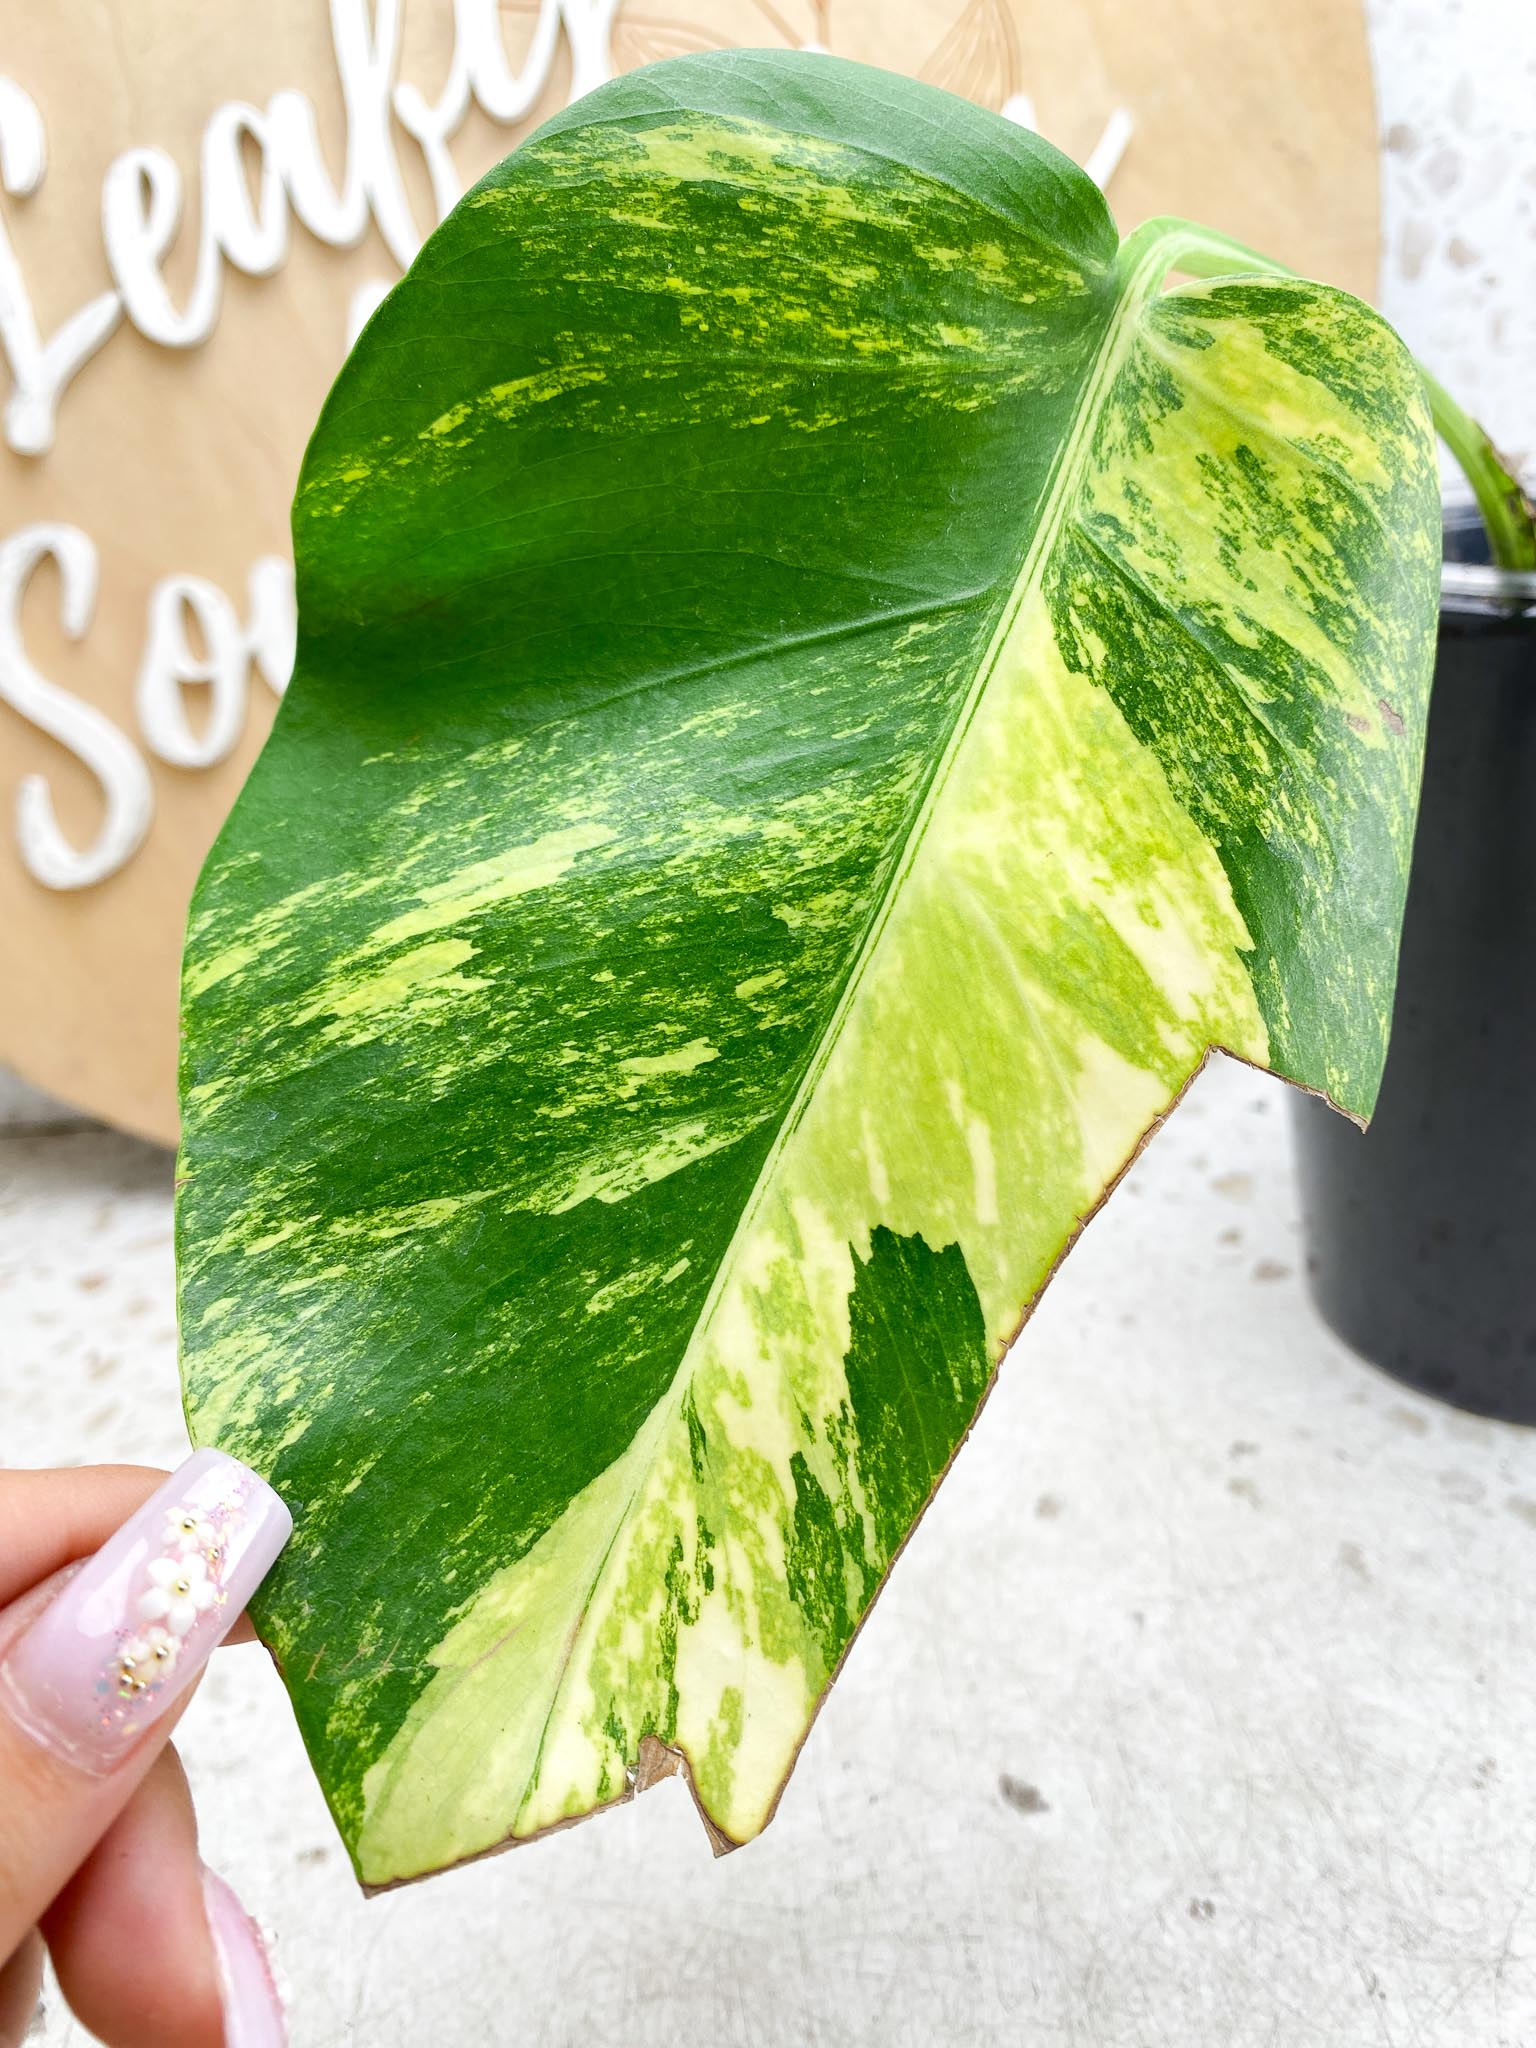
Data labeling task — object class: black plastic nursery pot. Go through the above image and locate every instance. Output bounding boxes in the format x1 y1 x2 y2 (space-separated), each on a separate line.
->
1292 559 1536 1424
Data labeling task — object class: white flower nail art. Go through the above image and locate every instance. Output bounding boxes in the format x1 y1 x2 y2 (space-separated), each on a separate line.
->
137 1551 219 1637
160 1508 220 1557
115 1625 180 1697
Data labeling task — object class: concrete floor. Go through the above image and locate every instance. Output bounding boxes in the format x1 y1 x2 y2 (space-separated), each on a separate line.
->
4 1055 1535 2046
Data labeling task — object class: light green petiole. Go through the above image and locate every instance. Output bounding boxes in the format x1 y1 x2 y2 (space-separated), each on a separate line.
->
1417 368 1536 574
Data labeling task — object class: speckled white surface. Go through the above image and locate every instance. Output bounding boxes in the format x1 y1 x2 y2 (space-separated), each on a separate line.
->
1369 0 1536 487
6 1058 1536 2046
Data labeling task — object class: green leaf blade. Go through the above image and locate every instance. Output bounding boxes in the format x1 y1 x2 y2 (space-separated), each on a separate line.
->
177 54 1438 1887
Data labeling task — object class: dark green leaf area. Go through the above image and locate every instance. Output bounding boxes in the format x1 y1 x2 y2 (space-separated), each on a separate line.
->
533 51 1117 280
290 64 1116 753
786 1226 989 1677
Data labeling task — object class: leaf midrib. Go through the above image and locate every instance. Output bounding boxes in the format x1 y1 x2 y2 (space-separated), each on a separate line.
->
501 227 1188 1821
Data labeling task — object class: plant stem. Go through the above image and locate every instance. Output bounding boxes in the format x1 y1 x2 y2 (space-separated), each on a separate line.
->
1121 218 1536 573
1417 370 1536 572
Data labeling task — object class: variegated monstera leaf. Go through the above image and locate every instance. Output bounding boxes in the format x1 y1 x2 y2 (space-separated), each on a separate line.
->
178 51 1439 1888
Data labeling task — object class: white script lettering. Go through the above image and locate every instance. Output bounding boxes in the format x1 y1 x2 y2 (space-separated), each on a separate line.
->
1 526 294 885
0 526 153 889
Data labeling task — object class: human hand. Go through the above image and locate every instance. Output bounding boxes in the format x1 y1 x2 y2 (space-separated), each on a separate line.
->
0 1453 291 2046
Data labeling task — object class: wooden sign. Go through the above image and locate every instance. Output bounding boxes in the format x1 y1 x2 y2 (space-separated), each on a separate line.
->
0 0 1379 1144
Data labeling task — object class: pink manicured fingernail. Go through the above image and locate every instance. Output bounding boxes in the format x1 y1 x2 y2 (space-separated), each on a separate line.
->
203 1867 288 2048
0 1448 291 1773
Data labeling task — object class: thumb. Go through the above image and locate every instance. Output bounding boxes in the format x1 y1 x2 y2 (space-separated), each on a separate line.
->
0 1450 290 1964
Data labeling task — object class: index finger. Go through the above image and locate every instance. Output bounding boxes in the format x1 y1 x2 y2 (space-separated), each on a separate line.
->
0 1467 167 1611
